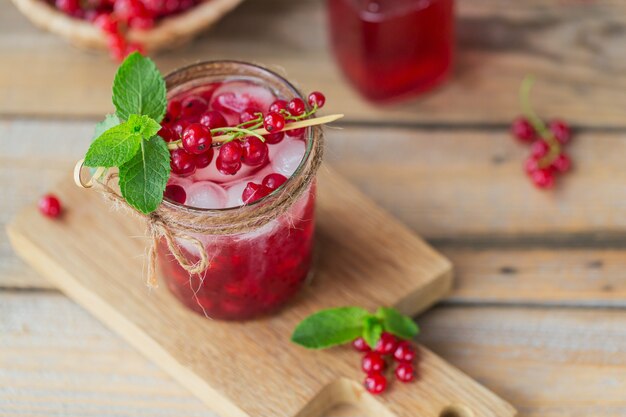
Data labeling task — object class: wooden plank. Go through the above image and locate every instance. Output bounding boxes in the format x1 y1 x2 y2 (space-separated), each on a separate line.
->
6 169 517 417
418 305 626 417
442 248 626 307
0 292 361 417
4 293 626 417
3 0 626 125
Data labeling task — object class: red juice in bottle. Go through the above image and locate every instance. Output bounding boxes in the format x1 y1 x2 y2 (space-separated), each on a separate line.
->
328 0 454 101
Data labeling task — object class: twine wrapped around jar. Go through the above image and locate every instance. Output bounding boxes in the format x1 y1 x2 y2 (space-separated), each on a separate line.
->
78 124 323 288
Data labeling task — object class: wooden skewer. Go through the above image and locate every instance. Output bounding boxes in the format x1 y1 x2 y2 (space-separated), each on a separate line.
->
167 113 344 149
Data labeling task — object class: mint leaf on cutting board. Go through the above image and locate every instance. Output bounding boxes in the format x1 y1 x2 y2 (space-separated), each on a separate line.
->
291 307 369 349
118 135 171 214
112 51 167 122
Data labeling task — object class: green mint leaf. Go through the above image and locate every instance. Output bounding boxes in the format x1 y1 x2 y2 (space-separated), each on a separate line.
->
118 135 170 214
92 114 121 140
376 307 419 340
84 122 141 168
291 307 369 349
362 316 383 349
127 114 162 140
112 52 166 122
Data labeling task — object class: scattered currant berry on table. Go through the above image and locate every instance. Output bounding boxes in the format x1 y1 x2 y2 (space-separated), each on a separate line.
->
39 194 62 218
375 332 398 355
242 182 272 204
551 153 571 173
362 352 386 374
287 98 306 116
393 341 416 363
164 184 186 204
364 373 387 395
352 337 372 353
530 140 549 158
512 76 575 189
549 119 572 145
395 363 415 383
170 149 197 177
182 123 212 155
307 91 326 108
511 117 536 143
530 168 555 189
263 112 285 132
262 173 288 190
241 137 269 166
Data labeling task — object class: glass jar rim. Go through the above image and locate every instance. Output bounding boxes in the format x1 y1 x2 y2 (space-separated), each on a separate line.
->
161 60 317 215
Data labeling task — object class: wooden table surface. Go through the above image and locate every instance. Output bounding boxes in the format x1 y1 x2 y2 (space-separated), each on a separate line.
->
2 0 626 416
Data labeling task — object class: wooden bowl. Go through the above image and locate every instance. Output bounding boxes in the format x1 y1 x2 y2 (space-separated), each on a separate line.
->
9 0 244 52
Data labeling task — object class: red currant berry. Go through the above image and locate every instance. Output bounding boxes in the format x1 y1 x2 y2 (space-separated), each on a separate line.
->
551 153 571 173
263 112 285 132
364 373 387 395
182 123 212 155
158 126 176 142
530 168 555 189
530 140 550 158
200 111 228 130
352 337 371 353
287 98 306 116
216 156 242 176
239 108 259 125
167 100 182 120
362 352 386 374
393 341 416 363
170 149 196 177
242 182 272 204
219 141 243 164
510 117 536 143
164 184 186 204
375 332 398 355
241 137 269 166
264 131 285 144
171 120 190 138
180 95 208 121
549 119 571 145
307 91 325 108
194 148 214 169
94 14 118 34
395 363 415 383
39 194 62 218
262 173 288 190
286 127 305 137
524 156 540 174
129 15 154 30
55 0 79 14
269 99 288 114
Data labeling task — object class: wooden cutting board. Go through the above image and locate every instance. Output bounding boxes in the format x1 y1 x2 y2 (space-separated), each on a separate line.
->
7 167 516 417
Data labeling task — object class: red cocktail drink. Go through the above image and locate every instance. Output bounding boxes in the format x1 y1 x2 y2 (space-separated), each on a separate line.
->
157 62 319 320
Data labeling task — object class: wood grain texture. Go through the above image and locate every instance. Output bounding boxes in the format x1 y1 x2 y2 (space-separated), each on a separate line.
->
3 293 625 417
6 172 516 417
3 0 626 125
418 305 626 417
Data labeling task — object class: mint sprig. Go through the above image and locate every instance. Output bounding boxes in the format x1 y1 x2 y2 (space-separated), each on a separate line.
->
291 306 419 350
83 52 169 215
